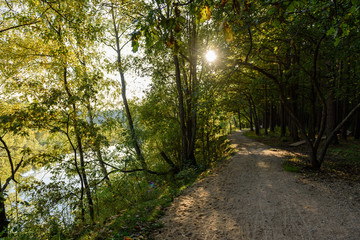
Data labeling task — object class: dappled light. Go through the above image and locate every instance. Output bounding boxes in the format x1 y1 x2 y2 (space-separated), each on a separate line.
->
257 161 270 169
1 0 360 238
155 131 360 239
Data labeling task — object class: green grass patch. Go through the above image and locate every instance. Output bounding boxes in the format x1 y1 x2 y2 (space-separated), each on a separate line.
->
244 128 360 181
283 160 301 173
324 138 360 181
243 128 291 148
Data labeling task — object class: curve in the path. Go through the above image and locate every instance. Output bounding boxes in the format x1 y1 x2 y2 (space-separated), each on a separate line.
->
154 131 360 240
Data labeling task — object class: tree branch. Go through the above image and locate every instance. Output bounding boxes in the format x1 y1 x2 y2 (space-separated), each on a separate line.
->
0 20 40 33
245 26 253 63
1 155 25 192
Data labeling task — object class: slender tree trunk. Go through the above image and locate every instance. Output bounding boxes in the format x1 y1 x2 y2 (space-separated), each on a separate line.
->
174 55 187 168
289 86 299 141
249 97 259 135
354 109 360 140
63 67 94 223
264 83 268 135
186 17 198 167
111 4 147 170
264 83 269 135
77 164 85 223
326 90 339 145
249 104 254 131
206 121 210 161
233 116 238 129
87 104 111 187
340 61 349 141
280 102 286 137
74 149 85 223
76 133 94 223
309 85 316 142
340 100 349 141
238 110 242 130
269 102 275 132
253 106 260 135
318 101 360 165
0 188 8 238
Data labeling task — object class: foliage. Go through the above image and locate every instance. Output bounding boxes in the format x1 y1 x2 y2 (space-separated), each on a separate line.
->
1 0 360 238
283 161 301 173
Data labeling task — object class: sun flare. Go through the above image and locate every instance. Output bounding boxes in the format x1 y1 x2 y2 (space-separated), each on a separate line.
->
205 50 217 63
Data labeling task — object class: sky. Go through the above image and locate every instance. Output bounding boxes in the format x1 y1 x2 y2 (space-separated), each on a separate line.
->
103 42 152 103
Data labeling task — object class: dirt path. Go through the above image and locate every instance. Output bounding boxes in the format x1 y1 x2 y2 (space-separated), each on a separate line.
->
154 131 360 240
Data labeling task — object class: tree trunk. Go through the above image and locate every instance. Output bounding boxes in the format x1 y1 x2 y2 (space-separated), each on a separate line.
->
0 189 8 238
77 133 95 223
233 116 238 129
326 91 339 145
289 85 299 141
264 83 268 135
64 67 94 223
187 17 198 167
249 104 254 131
318 101 360 165
111 4 147 170
289 118 299 141
309 85 316 142
87 104 111 187
174 55 187 168
73 151 85 223
280 102 286 137
354 109 360 140
269 102 275 132
340 100 349 141
238 110 242 130
253 109 260 136
249 97 260 135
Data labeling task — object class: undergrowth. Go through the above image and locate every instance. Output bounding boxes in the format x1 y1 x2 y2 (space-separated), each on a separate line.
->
72 136 233 240
243 128 360 181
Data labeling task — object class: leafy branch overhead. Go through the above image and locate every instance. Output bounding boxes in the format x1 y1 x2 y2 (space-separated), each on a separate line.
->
0 0 360 239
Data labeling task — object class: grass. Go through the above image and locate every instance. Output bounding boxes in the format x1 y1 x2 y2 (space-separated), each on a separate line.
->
75 136 234 240
324 139 360 181
243 128 292 148
283 160 301 173
75 171 200 240
243 128 360 181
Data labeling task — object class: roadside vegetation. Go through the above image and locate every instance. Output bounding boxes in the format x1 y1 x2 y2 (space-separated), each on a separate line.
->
2 0 360 239
244 129 360 182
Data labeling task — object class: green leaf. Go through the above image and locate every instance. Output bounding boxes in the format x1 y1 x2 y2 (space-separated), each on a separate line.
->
334 38 341 46
327 27 336 36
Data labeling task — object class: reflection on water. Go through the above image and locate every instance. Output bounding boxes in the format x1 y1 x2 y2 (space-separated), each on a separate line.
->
7 145 124 226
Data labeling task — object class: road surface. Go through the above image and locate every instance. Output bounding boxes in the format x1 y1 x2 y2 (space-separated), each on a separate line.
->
154 131 360 240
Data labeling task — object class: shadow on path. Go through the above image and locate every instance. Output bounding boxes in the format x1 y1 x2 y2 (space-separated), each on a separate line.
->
154 131 360 240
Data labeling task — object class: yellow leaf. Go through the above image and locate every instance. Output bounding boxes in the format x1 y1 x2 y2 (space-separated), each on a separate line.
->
205 6 211 21
198 6 211 23
223 22 234 42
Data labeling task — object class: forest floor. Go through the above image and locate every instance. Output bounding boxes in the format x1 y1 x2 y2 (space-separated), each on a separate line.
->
152 130 360 240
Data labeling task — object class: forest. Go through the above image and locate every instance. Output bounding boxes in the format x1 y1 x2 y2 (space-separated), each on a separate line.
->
1 0 360 239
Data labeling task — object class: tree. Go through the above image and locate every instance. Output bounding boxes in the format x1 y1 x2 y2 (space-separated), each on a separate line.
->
214 0 360 169
0 103 44 237
134 0 215 168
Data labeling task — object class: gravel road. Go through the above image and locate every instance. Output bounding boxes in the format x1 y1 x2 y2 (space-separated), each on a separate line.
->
154 131 360 240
